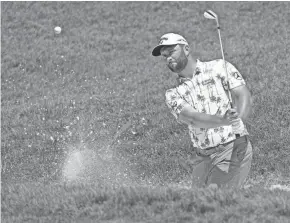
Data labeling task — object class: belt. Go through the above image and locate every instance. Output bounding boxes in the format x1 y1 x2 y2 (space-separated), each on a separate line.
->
195 136 245 157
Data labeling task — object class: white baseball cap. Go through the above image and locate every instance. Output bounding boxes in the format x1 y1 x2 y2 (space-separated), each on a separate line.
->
152 33 189 56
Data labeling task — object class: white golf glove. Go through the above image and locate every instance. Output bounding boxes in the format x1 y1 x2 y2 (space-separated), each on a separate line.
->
230 118 245 134
223 107 245 135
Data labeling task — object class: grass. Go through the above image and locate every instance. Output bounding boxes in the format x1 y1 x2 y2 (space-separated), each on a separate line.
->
2 181 290 223
1 1 290 222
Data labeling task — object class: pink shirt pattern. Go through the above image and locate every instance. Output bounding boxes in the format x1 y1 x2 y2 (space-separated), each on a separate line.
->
165 59 249 150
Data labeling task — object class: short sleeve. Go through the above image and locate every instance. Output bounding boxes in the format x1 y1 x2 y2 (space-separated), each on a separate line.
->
225 61 246 89
165 88 188 120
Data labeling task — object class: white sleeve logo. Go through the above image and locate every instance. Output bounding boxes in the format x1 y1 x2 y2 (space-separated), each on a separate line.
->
232 72 242 80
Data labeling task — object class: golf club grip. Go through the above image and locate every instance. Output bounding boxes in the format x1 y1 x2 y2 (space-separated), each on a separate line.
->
229 100 240 138
233 104 240 138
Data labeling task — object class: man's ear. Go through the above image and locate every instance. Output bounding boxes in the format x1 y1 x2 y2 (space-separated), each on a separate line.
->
184 45 190 56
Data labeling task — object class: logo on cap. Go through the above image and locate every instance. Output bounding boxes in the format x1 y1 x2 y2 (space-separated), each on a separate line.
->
159 37 168 45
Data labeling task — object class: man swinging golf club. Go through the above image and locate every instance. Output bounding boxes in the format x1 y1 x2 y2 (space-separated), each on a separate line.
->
152 10 253 189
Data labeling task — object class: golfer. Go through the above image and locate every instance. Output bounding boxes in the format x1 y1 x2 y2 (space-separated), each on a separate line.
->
152 33 253 189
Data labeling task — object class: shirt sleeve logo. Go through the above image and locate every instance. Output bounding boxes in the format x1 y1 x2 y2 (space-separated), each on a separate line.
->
232 72 242 80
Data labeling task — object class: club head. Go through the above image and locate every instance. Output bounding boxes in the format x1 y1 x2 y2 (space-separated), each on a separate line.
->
204 10 218 20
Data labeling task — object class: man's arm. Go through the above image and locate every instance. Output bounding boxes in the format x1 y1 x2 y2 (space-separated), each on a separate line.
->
230 85 252 121
178 105 231 128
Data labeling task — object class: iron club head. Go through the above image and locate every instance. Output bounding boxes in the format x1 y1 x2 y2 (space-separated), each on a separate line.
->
204 10 218 20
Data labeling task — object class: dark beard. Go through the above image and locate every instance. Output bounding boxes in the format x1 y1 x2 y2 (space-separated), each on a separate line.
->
167 50 188 73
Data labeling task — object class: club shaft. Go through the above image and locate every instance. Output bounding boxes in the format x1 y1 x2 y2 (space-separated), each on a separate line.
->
215 19 233 106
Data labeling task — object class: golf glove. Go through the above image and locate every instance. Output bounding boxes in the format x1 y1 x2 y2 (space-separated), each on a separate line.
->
231 118 245 134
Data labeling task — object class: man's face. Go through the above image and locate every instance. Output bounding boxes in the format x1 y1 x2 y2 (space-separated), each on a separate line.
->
160 44 188 73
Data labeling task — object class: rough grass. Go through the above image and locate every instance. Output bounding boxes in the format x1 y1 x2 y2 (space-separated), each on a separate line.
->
1 1 290 222
2 182 290 223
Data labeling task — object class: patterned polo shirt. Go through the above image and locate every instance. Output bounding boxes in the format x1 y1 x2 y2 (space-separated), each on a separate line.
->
165 59 249 150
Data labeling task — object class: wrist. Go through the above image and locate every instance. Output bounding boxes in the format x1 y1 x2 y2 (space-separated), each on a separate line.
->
222 118 231 126
217 114 231 126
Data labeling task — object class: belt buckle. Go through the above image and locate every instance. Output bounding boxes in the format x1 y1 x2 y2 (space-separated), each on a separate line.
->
217 144 225 152
203 150 209 156
196 148 208 157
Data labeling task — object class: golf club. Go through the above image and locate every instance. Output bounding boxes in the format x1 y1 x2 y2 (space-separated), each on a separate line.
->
204 10 243 138
204 10 233 107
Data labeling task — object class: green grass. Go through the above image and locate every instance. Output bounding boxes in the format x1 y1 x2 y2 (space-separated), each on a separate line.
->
1 1 290 222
